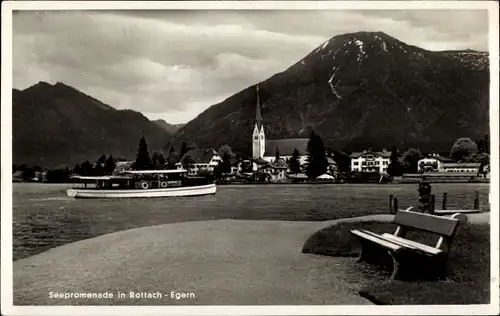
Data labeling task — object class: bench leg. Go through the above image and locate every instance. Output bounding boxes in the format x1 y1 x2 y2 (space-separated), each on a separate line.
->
357 239 393 267
389 251 447 281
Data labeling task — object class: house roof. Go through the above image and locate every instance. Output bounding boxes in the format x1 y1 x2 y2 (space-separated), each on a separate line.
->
269 158 288 169
327 157 336 165
442 163 481 168
349 151 391 158
264 138 308 157
253 158 269 165
422 154 455 162
179 148 218 164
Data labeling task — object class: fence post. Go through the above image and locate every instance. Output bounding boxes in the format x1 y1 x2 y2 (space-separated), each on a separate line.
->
389 194 394 214
474 191 480 210
429 194 435 215
442 192 447 210
393 197 399 214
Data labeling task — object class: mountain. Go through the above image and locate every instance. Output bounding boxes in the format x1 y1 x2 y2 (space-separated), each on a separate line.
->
172 31 489 155
153 119 185 135
13 82 171 168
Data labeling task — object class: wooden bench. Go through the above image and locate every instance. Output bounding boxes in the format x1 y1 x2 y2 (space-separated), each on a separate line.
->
350 208 464 280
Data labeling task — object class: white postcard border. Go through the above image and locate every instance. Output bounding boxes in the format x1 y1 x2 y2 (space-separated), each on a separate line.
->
1 1 499 315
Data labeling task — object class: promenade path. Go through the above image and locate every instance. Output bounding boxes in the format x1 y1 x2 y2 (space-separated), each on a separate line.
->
13 213 489 305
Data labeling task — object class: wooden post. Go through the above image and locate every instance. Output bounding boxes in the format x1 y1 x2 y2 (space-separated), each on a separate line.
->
393 197 399 214
474 191 480 210
442 192 447 210
429 194 435 215
389 194 394 214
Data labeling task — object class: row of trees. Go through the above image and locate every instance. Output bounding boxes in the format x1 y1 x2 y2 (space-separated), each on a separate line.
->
13 132 490 182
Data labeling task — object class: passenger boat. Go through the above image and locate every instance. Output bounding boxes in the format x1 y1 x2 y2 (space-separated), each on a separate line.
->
66 169 216 198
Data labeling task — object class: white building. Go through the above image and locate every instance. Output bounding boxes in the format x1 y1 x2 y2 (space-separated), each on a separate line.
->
417 154 455 172
441 162 481 174
349 149 391 173
176 148 221 176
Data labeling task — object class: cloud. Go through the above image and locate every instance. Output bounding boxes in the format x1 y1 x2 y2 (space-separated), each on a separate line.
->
12 9 489 124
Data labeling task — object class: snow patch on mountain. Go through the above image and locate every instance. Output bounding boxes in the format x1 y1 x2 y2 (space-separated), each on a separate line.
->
315 39 330 53
354 39 365 62
328 67 342 99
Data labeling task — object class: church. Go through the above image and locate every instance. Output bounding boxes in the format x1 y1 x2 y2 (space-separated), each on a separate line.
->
251 86 309 166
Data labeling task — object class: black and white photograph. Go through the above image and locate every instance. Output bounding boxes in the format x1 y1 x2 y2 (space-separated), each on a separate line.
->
1 1 499 315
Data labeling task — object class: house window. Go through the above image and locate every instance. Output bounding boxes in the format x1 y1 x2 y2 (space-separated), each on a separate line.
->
254 136 258 140
353 161 359 166
261 135 264 139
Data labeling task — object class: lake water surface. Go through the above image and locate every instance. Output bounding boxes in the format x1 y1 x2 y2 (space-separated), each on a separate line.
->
12 182 489 260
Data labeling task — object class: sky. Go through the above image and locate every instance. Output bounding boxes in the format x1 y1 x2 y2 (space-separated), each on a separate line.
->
13 9 489 124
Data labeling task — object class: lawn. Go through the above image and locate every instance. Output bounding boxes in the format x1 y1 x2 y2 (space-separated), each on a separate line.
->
302 221 490 304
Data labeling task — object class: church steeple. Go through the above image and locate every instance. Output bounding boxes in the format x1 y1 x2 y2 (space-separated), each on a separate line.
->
252 84 265 159
255 85 263 129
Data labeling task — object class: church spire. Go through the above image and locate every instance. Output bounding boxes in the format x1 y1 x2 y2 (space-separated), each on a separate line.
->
255 85 263 129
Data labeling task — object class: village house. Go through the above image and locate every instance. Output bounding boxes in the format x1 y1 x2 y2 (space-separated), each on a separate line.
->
417 153 455 172
260 158 289 182
349 149 391 173
176 148 221 176
441 162 481 174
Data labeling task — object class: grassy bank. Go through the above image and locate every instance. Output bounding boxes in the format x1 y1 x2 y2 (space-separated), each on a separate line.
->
302 221 490 304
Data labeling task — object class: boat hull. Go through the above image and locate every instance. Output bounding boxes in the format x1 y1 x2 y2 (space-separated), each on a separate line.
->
66 183 216 199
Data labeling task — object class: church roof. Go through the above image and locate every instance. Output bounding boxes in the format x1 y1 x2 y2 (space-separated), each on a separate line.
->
253 158 269 165
265 138 308 157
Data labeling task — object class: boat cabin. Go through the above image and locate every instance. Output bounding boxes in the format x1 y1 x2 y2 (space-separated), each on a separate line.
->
70 169 190 190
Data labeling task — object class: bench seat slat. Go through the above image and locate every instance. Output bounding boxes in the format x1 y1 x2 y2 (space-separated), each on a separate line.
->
381 233 443 255
350 229 402 251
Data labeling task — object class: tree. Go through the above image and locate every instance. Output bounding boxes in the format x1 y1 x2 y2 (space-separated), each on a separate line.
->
181 155 195 171
104 155 116 174
220 152 232 174
400 148 422 173
387 147 403 177
306 131 329 178
166 146 177 169
331 150 351 174
96 154 106 165
179 142 189 161
450 138 478 162
73 163 82 175
133 137 152 170
92 162 105 176
80 161 93 176
289 148 301 175
22 166 36 181
151 152 166 169
218 144 236 159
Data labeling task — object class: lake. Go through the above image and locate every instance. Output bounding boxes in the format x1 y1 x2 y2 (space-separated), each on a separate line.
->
12 182 489 260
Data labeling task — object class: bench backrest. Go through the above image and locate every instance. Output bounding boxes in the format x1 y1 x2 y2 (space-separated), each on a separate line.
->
393 209 459 237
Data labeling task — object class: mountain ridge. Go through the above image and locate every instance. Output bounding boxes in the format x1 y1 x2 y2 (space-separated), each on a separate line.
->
13 82 171 168
171 31 489 154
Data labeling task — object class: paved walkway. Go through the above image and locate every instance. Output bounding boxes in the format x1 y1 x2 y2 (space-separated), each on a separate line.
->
13 213 489 305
